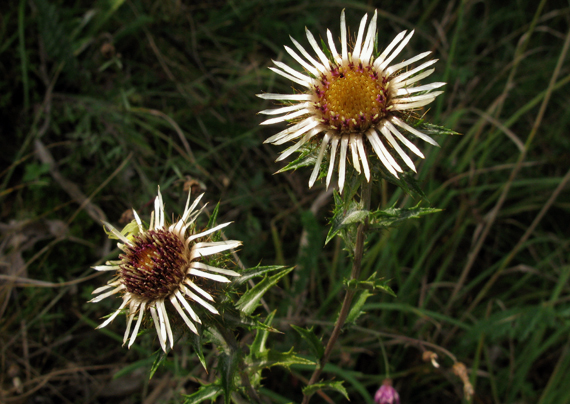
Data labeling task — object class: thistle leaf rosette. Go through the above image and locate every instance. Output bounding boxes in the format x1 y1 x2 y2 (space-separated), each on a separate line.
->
258 10 445 193
90 187 241 352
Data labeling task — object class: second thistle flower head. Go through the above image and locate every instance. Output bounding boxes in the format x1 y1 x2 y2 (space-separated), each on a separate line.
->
90 187 241 352
258 10 445 193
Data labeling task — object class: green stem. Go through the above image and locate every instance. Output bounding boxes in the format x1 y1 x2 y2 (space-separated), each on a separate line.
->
301 182 371 404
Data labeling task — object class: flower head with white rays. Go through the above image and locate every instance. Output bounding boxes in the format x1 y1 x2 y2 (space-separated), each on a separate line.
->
258 10 445 193
90 187 241 352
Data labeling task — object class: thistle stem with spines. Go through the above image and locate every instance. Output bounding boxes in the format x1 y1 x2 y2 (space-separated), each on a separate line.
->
301 180 371 404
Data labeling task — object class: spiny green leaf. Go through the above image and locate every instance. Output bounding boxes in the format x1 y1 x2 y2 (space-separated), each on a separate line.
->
183 383 222 404
326 191 368 245
252 348 315 370
236 267 293 315
149 348 169 380
206 202 220 233
418 122 461 136
204 327 228 353
345 272 397 297
290 325 324 360
247 311 277 388
190 333 208 372
346 290 372 325
246 317 310 373
102 219 141 241
382 171 427 200
277 144 318 173
320 37 334 64
231 265 287 286
218 350 240 404
249 311 276 358
122 220 142 238
222 310 281 334
302 381 349 401
369 205 442 229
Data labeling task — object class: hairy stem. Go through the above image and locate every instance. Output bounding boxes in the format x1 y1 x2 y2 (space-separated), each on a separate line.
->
301 182 371 404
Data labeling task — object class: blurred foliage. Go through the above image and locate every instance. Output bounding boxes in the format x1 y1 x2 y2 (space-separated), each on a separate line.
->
1 0 570 403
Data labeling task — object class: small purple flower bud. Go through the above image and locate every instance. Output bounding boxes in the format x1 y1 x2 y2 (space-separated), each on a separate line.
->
374 379 400 404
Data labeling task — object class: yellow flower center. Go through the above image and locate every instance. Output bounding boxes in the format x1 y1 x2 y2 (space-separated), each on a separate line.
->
316 64 389 134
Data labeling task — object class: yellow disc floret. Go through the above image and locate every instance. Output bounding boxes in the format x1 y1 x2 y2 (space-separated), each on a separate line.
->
315 64 389 134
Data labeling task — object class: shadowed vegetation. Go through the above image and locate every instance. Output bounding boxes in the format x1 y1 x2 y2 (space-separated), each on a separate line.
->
1 0 570 403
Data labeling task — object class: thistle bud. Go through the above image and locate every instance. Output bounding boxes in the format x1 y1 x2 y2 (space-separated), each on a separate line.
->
374 379 400 404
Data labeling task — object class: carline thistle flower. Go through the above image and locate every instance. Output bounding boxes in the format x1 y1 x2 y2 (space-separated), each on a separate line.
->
90 188 241 352
258 10 445 193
